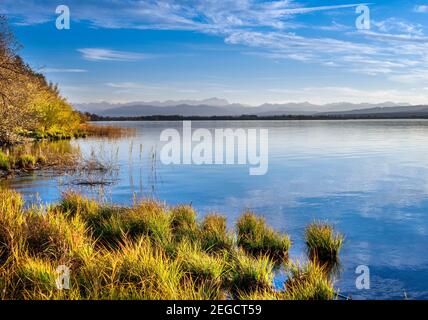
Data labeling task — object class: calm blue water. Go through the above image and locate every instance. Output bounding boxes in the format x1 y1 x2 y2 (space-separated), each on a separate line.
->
4 120 428 300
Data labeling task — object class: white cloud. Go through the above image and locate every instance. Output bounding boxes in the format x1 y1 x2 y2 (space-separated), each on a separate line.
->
77 48 154 61
414 5 428 13
372 18 424 36
40 68 88 73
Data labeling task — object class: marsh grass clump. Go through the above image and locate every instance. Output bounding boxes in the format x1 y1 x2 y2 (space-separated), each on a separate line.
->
200 214 233 253
112 237 184 299
236 212 291 261
59 192 100 217
171 205 198 242
229 250 275 294
0 189 25 263
24 208 89 261
0 151 11 171
177 241 226 285
15 154 36 169
14 256 58 299
125 201 172 244
305 222 344 264
284 260 335 300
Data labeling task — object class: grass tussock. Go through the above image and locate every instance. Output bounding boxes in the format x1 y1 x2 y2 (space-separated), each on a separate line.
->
200 214 233 253
305 222 344 264
230 250 275 294
284 260 335 300
237 212 291 261
239 260 335 300
171 205 198 242
0 189 342 300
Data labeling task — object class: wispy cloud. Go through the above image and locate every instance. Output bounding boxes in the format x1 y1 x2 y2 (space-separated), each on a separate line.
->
77 48 154 61
40 68 88 73
4 0 428 103
106 82 163 90
273 3 366 15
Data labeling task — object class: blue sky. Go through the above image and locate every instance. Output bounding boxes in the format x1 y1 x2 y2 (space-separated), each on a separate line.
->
2 0 428 105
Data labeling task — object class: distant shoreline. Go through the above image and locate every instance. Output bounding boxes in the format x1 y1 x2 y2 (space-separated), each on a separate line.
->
86 113 428 122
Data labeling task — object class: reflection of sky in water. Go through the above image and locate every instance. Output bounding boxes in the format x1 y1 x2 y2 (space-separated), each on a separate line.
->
4 120 428 300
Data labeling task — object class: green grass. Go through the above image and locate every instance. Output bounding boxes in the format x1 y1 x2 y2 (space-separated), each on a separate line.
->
200 214 233 253
0 189 342 300
177 241 226 285
0 141 80 174
171 205 198 242
305 222 344 264
0 151 10 171
284 260 336 300
236 212 291 260
15 154 37 169
229 249 275 294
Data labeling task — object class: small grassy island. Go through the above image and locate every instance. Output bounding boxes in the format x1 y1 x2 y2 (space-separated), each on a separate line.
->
0 189 344 300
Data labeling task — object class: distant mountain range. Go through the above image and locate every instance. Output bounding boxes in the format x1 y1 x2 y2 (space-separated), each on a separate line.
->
74 98 428 118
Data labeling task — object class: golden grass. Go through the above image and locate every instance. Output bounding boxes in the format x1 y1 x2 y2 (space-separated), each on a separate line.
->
305 222 344 264
80 124 135 139
0 189 341 300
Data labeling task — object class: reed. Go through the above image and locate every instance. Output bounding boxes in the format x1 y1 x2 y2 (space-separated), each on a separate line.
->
80 124 135 139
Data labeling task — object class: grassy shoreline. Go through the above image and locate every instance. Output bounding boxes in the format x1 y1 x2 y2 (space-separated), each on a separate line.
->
0 124 134 179
0 189 343 300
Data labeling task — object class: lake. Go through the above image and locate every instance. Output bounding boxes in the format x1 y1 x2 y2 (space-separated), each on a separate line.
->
3 119 428 300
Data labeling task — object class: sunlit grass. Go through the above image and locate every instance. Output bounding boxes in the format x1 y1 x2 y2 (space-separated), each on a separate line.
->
284 260 336 300
0 189 342 300
80 124 135 139
200 214 234 253
236 212 291 260
305 222 344 264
